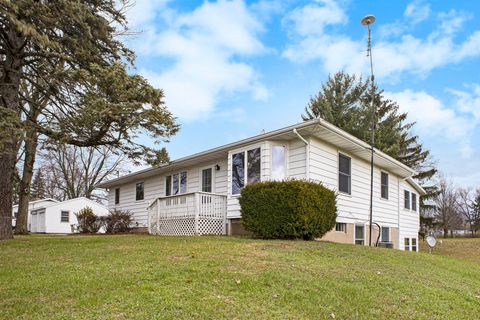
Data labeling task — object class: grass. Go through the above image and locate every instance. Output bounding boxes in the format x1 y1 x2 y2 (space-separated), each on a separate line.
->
1 235 479 320
420 237 480 264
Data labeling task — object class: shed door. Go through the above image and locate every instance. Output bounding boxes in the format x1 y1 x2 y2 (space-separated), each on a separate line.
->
37 209 46 233
30 211 38 233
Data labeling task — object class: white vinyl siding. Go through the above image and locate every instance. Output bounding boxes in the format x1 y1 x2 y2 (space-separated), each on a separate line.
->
309 137 400 228
109 158 228 227
399 181 420 251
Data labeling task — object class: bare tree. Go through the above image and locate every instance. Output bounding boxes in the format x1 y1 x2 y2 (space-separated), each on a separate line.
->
456 188 478 237
433 177 463 237
41 144 125 203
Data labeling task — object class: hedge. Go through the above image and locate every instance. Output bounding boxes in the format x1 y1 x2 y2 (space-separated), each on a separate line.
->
239 180 337 240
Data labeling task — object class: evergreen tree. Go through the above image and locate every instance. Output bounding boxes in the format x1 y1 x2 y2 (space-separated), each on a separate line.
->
30 169 47 201
0 1 179 239
145 148 171 167
303 72 437 211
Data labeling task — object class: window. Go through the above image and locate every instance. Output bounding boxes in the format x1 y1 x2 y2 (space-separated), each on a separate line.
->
381 227 390 242
172 174 179 195
136 182 144 201
355 225 365 245
412 193 417 211
166 172 188 196
165 175 172 196
404 190 410 209
335 223 347 233
381 172 389 199
180 172 187 193
247 148 261 184
202 168 212 193
60 211 69 223
339 154 351 194
404 238 410 251
232 152 245 195
412 238 417 252
115 188 120 204
271 145 286 181
232 147 261 195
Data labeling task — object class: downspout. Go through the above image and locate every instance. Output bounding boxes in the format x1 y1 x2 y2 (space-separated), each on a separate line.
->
293 128 310 180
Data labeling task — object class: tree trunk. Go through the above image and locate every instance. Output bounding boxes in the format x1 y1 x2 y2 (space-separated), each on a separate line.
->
443 228 448 238
0 27 24 240
15 130 38 234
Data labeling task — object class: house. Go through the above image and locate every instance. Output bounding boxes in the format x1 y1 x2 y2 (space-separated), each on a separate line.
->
12 197 109 233
97 119 425 251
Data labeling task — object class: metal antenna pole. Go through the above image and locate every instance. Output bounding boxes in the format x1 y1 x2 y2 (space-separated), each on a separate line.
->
361 15 376 247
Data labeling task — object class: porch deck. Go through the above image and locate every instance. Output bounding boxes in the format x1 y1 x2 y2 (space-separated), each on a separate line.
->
147 192 227 236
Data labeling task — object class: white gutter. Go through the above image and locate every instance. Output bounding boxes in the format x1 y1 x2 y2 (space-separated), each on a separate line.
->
293 128 310 179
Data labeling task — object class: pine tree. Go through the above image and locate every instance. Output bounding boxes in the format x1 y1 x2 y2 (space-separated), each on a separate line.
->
30 169 47 201
303 72 437 211
145 148 171 167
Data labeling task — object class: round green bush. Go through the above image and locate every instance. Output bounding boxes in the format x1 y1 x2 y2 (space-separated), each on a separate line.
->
239 180 337 240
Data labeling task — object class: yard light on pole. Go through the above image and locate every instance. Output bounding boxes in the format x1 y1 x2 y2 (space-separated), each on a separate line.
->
361 14 376 247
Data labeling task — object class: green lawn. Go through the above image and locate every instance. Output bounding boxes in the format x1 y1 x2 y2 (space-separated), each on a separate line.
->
1 235 479 320
420 237 480 264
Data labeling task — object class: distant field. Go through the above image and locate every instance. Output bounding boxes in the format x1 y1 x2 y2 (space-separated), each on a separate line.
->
420 237 480 264
1 235 479 320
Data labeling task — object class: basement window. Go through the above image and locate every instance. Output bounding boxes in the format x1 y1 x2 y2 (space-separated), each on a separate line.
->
381 227 390 242
404 238 410 251
411 238 417 252
355 225 365 245
335 223 347 233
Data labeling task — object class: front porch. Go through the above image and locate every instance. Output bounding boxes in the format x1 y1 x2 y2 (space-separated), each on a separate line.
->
147 192 227 236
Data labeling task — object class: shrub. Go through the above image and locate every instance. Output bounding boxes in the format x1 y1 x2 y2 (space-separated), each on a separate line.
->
239 180 337 240
102 209 133 233
75 206 102 233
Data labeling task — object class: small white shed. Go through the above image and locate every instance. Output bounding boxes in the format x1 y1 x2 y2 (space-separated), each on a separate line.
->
16 197 108 234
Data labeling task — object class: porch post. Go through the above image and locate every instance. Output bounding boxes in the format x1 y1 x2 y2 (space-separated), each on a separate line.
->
156 199 160 234
194 193 200 235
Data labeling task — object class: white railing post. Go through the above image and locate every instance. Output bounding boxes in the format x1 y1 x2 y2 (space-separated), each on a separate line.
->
156 198 160 234
194 193 200 235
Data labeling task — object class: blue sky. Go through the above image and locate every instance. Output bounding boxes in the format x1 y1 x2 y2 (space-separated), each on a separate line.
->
124 0 480 187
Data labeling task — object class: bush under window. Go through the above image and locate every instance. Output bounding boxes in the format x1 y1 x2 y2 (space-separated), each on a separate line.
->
102 209 133 233
239 180 337 240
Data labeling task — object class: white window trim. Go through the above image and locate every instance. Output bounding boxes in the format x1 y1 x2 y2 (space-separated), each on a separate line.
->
411 193 417 212
380 171 389 200
135 181 145 202
335 222 347 233
380 226 391 242
229 143 263 197
404 190 411 211
270 142 289 181
354 223 366 245
165 171 188 196
199 165 216 193
338 152 352 196
60 210 70 223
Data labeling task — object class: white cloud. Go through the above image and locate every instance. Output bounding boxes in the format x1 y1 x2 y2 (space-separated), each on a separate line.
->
386 89 479 159
404 0 431 24
283 1 480 80
127 0 269 121
283 0 347 37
